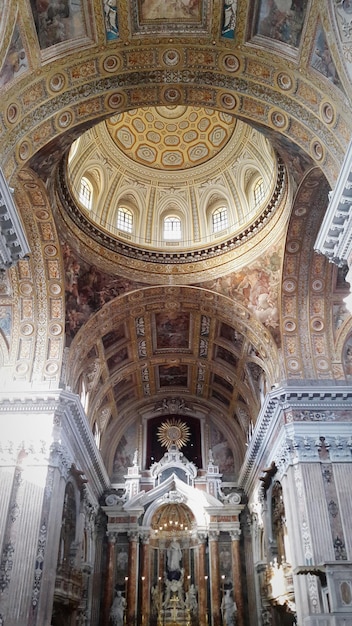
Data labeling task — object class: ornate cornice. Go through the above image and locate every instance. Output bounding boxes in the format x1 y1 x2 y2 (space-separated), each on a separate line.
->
0 390 110 493
57 157 286 264
314 137 352 267
239 384 352 493
0 168 30 270
57 390 111 493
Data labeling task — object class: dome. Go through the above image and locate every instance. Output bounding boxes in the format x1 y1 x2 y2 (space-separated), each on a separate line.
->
65 105 283 260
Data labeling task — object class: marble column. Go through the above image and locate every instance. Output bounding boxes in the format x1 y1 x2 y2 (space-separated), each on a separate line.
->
140 533 150 626
127 530 139 626
209 531 221 626
197 533 208 626
230 529 244 626
103 531 117 626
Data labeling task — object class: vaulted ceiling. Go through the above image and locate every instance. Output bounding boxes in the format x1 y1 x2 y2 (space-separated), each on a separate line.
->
1 0 352 477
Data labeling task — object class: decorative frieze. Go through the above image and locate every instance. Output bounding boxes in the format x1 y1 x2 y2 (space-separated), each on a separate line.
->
0 541 15 592
240 385 352 492
31 522 47 607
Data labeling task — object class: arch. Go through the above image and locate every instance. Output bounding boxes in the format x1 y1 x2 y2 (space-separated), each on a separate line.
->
3 170 66 387
3 56 346 187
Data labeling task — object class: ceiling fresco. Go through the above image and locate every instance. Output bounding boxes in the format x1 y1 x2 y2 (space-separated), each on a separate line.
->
131 0 211 35
1 0 352 472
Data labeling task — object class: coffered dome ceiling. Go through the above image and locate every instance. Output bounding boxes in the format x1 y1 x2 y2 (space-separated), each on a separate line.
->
105 106 237 169
65 105 285 272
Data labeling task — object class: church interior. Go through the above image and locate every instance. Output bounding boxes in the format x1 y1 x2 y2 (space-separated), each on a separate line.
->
2 1 352 625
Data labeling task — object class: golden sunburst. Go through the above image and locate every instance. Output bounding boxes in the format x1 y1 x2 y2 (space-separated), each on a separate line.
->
157 418 190 450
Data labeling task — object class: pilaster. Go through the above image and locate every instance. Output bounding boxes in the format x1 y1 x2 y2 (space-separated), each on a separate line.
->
241 384 352 624
0 390 109 626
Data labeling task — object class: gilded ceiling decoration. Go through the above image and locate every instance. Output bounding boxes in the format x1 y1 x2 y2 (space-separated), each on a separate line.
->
0 0 352 480
105 106 237 170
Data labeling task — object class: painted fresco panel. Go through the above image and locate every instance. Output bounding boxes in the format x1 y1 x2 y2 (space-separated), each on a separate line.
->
103 0 119 40
0 25 28 88
255 0 306 48
0 306 12 340
30 0 88 49
154 312 190 350
63 244 144 345
201 245 282 345
138 0 202 21
131 0 210 34
221 0 237 39
210 422 234 480
310 23 342 88
343 336 352 379
112 422 137 481
158 364 188 387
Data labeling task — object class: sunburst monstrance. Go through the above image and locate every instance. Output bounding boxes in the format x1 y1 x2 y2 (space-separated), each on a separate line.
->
157 418 190 450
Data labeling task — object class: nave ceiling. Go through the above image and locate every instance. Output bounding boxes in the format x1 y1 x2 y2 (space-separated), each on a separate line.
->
1 0 352 479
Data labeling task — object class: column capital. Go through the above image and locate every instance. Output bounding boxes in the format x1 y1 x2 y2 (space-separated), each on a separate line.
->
229 528 241 541
127 529 140 542
140 531 150 544
107 531 118 543
208 529 220 541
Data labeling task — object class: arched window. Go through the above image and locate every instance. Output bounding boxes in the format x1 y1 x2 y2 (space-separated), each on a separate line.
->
254 179 265 205
79 177 93 210
117 206 133 233
163 216 181 240
212 206 228 233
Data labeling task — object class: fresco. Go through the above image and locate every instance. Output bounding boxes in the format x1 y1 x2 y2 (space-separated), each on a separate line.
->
310 23 342 88
220 323 244 352
138 0 201 21
255 0 306 48
199 245 282 345
212 389 230 407
131 0 209 34
333 1 352 53
219 542 233 580
113 376 133 399
158 364 188 387
221 0 237 39
210 422 234 480
112 422 138 482
0 24 28 88
154 312 190 350
103 0 119 40
0 306 12 340
107 348 129 373
216 345 238 368
343 336 352 379
30 0 87 49
63 242 145 344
